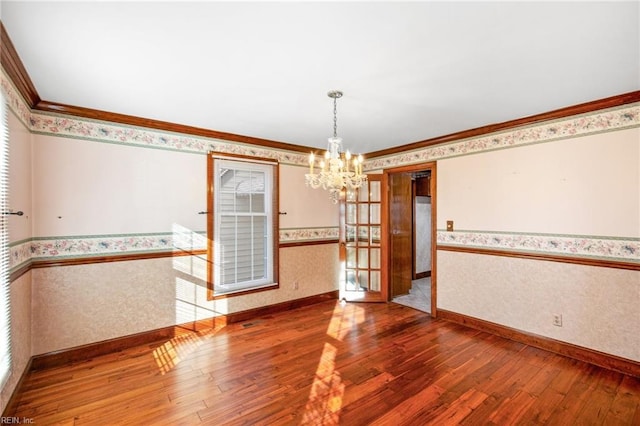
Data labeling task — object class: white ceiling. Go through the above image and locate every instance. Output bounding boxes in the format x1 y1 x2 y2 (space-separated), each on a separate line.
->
1 1 638 155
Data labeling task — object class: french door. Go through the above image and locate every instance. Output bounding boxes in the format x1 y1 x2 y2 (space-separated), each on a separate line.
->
339 175 386 302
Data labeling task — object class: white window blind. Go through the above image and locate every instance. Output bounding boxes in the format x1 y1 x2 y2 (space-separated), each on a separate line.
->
214 159 273 293
0 93 11 389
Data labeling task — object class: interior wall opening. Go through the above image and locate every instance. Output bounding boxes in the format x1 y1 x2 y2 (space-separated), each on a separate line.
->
387 164 436 316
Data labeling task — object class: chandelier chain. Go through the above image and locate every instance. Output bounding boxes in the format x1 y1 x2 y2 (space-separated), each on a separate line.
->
333 95 338 138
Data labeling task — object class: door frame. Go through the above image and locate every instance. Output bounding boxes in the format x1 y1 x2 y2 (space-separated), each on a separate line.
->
382 161 437 317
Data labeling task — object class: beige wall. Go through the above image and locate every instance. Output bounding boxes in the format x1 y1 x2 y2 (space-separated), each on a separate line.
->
437 128 639 236
436 126 640 361
31 244 339 355
2 69 341 416
279 165 338 229
31 132 338 237
32 134 205 236
25 125 339 355
438 251 639 361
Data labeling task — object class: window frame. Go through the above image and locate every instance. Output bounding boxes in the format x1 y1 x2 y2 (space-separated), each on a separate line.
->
207 153 279 299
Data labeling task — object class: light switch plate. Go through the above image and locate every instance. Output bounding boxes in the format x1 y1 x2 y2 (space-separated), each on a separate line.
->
446 220 454 231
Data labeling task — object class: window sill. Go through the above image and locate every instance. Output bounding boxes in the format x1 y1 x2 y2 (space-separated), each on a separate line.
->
208 282 279 300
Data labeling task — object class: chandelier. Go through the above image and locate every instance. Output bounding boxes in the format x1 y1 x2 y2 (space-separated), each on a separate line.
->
305 90 367 203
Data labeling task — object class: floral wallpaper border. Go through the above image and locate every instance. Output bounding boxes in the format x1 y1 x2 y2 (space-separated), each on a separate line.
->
437 230 639 263
2 67 639 172
367 105 640 170
11 229 636 273
9 228 340 272
0 70 31 128
9 232 205 272
279 227 339 243
9 239 32 272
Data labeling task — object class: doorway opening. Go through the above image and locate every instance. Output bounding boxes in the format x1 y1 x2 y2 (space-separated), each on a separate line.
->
384 162 436 316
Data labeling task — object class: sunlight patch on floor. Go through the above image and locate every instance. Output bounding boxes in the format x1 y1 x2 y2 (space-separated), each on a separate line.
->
302 302 365 423
153 321 227 375
301 342 345 425
326 302 365 341
153 333 204 375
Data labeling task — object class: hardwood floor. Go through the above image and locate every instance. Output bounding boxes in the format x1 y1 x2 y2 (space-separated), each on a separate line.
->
9 300 640 425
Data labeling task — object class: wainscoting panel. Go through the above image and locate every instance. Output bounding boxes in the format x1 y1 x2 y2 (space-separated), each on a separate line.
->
437 250 640 362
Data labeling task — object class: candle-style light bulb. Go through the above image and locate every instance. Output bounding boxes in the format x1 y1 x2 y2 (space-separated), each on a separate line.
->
309 152 315 174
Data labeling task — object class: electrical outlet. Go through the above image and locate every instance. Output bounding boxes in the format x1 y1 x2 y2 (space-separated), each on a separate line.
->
552 314 563 327
293 281 299 290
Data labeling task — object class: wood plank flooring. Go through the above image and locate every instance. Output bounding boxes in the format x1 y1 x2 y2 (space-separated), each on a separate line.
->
9 301 640 425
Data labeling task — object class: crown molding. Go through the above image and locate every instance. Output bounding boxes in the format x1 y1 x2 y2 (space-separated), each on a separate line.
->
0 21 40 107
34 99 312 154
366 90 640 159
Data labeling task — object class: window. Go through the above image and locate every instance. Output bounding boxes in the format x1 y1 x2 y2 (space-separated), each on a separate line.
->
0 93 11 389
208 156 278 297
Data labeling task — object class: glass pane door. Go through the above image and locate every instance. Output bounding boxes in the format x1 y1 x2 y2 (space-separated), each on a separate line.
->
340 175 384 302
